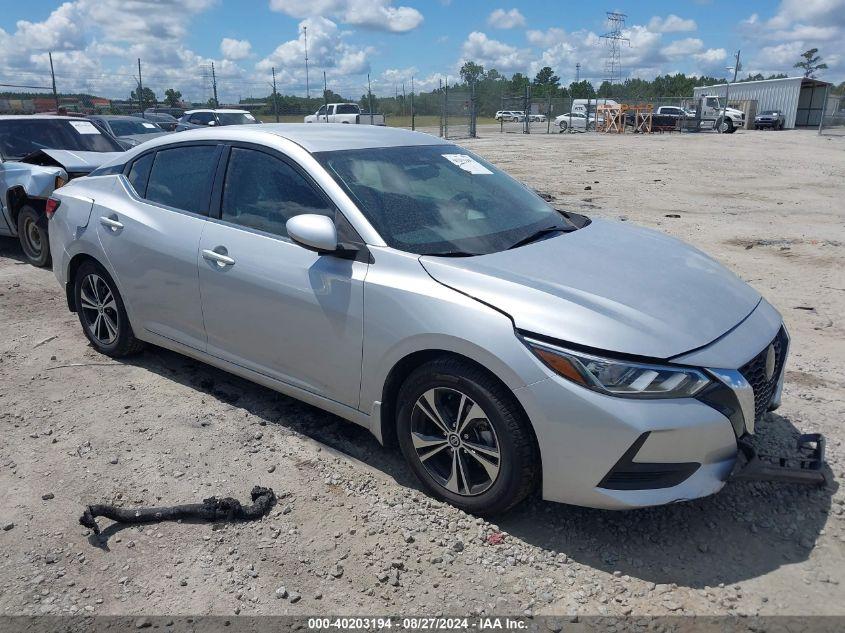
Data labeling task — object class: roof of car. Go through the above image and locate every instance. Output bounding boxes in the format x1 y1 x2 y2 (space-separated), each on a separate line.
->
88 115 150 120
115 123 450 155
184 109 250 114
0 115 86 121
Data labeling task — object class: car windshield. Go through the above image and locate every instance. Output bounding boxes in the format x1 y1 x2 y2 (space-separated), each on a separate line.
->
316 144 572 256
108 119 162 136
761 110 778 115
0 118 123 159
217 112 257 125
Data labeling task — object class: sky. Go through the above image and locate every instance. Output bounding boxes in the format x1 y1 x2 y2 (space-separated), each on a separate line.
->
0 0 843 104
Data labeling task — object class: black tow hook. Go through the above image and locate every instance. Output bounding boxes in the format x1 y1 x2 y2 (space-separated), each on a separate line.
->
79 486 276 535
733 434 827 486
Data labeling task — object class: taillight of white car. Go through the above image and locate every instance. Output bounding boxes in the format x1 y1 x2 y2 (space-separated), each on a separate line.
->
45 197 61 220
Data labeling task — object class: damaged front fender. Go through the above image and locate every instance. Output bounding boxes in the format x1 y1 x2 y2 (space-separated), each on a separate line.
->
0 161 67 236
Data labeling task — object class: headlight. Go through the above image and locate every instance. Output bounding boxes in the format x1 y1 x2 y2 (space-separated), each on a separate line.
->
524 337 711 399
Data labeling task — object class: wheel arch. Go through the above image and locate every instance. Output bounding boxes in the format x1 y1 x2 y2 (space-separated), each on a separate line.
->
64 252 107 312
6 187 45 230
378 349 539 464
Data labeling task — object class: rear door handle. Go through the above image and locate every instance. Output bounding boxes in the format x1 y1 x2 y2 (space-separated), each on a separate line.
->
202 248 235 267
99 216 123 230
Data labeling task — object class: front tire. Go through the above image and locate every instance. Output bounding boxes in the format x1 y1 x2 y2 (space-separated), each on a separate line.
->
396 358 539 515
73 260 145 357
17 205 51 267
559 120 568 132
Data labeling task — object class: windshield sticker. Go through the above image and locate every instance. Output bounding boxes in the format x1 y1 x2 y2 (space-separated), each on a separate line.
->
142 122 157 129
68 121 101 135
442 154 492 175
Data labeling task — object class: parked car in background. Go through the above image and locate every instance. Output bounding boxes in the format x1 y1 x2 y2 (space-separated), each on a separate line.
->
655 106 693 118
145 106 185 119
754 110 786 130
495 111 525 122
176 109 260 131
133 112 179 132
304 103 385 125
554 112 595 131
0 115 123 266
88 115 170 149
528 114 546 123
47 123 814 514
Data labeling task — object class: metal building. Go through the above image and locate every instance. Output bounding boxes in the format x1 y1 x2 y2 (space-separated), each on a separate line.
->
693 77 831 129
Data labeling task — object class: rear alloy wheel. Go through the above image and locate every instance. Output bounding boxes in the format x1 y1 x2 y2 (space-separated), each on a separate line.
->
74 260 145 357
397 358 539 514
17 205 51 267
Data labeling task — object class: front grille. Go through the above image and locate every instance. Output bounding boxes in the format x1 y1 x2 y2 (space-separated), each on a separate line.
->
739 328 788 423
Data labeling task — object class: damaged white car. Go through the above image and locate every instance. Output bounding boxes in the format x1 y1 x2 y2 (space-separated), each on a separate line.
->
0 115 124 266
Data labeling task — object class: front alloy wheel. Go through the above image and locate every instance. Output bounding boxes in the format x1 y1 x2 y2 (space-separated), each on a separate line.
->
17 205 51 267
410 387 501 496
397 358 539 514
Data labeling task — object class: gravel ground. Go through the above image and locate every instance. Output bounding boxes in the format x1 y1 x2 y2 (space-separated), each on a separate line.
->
0 128 843 618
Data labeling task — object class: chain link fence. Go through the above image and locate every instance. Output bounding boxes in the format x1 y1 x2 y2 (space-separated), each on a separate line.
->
819 91 845 136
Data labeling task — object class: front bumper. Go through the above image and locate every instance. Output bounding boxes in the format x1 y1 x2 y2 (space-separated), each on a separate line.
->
515 301 824 509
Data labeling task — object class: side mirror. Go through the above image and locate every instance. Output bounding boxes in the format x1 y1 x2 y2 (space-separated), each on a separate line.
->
286 214 338 253
207 120 217 126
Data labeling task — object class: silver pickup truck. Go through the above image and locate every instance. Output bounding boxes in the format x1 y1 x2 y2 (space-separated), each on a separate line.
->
0 115 123 266
304 103 385 125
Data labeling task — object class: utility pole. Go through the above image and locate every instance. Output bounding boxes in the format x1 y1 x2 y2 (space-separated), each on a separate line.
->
48 52 59 112
410 76 415 131
720 49 741 133
575 62 580 83
211 62 219 107
137 58 144 113
303 25 310 101
272 67 279 123
323 71 328 122
367 73 374 117
402 82 406 118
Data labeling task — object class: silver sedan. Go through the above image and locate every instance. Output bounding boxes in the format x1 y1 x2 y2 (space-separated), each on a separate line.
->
48 124 795 513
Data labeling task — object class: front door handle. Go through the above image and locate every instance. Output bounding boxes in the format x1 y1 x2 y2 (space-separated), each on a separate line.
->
202 248 235 267
99 216 123 231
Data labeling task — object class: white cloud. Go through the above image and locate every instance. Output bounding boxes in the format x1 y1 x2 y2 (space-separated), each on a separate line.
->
647 14 697 33
257 17 372 88
268 0 423 33
661 37 704 57
460 31 529 73
487 8 526 29
220 38 252 60
526 27 567 48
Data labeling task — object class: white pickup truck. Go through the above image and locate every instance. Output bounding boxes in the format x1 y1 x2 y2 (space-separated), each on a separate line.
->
304 103 385 125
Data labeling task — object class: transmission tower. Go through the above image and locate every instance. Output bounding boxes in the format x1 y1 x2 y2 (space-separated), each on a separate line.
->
600 12 629 87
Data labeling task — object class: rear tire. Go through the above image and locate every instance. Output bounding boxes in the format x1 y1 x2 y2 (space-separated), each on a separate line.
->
396 357 539 515
17 205 51 267
73 260 145 357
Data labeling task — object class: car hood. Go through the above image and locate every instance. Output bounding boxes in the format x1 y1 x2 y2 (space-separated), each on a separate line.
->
21 149 123 175
419 218 761 360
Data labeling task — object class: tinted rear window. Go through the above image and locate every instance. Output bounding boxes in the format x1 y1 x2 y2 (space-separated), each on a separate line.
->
145 145 218 214
0 119 123 159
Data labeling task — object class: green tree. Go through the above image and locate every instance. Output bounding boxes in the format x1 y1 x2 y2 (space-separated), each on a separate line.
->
164 88 182 107
130 86 157 107
568 80 596 99
533 66 560 88
794 48 828 78
459 61 485 85
510 72 530 93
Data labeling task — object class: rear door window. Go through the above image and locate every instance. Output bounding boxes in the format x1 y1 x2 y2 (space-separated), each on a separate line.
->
126 152 154 196
145 145 219 215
